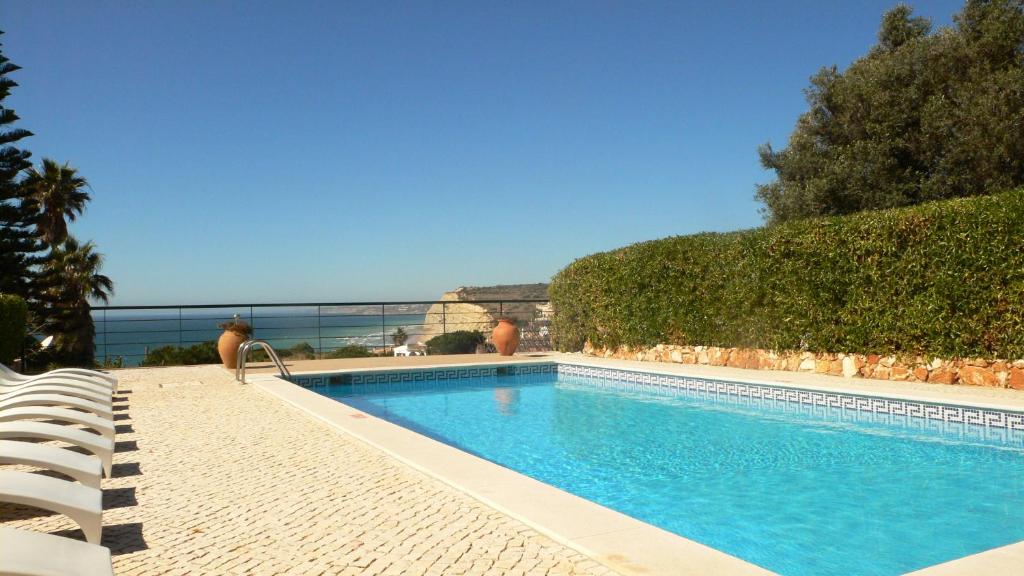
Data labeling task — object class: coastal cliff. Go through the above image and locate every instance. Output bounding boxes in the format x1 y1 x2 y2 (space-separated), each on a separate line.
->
412 284 551 347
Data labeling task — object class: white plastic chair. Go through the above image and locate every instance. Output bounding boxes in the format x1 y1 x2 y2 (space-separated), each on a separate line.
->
0 375 114 396
0 406 115 440
0 363 117 390
0 394 113 420
0 471 103 544
0 421 114 477
0 440 103 489
1 385 112 407
0 526 113 576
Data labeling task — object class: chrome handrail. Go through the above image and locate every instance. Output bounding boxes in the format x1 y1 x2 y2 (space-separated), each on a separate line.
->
235 339 291 383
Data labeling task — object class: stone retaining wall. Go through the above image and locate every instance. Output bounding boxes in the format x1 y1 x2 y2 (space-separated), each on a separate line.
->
582 342 1024 390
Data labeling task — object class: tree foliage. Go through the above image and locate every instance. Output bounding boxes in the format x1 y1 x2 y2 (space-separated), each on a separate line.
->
324 345 375 359
22 158 91 246
0 293 28 364
140 341 219 367
426 331 486 355
0 31 114 368
0 31 40 297
757 0 1024 223
34 237 114 365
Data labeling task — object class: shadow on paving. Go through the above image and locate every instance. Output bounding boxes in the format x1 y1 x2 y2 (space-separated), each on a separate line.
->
111 462 142 478
103 487 138 509
114 440 138 453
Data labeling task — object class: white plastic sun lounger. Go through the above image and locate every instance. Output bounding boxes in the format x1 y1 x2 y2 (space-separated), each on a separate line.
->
0 440 103 489
0 407 116 440
0 471 103 544
0 421 114 477
0 394 113 420
1 386 112 407
0 363 118 388
0 376 114 396
0 526 113 576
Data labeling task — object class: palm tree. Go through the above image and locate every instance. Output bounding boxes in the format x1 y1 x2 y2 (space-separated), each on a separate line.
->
22 158 91 246
392 326 409 346
36 236 113 365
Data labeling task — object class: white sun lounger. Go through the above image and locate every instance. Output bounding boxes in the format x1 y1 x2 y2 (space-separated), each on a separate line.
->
1 386 112 407
1 376 114 396
0 526 113 576
0 407 116 440
0 394 113 420
0 471 103 544
0 440 103 489
0 421 114 477
0 363 118 388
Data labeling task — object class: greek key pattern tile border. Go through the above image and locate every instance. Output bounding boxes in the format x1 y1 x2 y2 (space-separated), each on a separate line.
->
290 363 557 388
557 364 1024 431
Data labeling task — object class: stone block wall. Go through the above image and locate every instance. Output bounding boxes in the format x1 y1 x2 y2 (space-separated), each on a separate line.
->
582 342 1024 390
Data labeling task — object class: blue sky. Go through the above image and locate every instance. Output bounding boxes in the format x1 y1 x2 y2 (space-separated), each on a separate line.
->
5 1 962 304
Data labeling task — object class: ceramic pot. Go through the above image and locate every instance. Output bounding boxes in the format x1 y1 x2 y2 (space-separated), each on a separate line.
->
492 318 520 356
217 330 247 369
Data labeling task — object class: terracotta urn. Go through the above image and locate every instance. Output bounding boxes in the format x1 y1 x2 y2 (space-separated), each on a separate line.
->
217 329 247 369
492 318 520 356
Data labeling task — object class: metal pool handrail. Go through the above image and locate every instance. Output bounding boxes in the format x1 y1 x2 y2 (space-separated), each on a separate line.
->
236 340 291 383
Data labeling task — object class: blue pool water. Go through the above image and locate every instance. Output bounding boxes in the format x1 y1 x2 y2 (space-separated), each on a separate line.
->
312 369 1024 576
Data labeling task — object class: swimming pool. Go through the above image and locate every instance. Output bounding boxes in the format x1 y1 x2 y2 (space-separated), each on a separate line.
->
302 363 1024 576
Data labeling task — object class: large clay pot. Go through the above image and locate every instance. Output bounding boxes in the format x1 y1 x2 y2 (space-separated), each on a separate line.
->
217 330 247 369
492 318 520 356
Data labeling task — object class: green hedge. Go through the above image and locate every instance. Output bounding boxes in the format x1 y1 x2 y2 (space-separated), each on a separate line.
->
0 294 28 364
140 341 220 366
324 345 375 359
426 330 485 355
550 189 1024 359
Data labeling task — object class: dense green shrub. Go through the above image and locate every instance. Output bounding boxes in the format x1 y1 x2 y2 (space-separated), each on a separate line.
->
249 342 316 361
550 189 1024 359
426 330 485 355
140 341 219 366
324 345 375 359
758 1 1024 222
0 294 28 364
279 342 315 358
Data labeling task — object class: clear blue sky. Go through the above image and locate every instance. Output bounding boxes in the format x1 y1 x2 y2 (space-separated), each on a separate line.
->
5 1 962 305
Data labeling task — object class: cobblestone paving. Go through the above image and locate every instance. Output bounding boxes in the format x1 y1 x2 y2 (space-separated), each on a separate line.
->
1 366 617 575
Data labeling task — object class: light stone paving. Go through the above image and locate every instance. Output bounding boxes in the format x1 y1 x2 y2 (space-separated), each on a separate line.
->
0 365 617 576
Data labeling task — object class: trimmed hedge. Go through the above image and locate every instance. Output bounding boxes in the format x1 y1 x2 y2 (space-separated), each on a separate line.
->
140 341 219 366
0 294 28 364
426 330 485 355
324 345 375 359
550 189 1024 359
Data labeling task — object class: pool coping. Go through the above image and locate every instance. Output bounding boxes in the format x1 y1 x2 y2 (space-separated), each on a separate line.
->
250 357 1024 575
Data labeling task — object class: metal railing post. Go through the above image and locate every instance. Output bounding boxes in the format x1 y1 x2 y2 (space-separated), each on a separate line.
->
317 305 322 358
442 302 447 334
381 304 386 352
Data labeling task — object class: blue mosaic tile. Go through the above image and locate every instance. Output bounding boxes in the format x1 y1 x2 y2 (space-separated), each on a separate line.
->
556 364 1024 431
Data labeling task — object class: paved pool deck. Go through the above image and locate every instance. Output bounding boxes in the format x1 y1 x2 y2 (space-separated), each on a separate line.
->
3 353 1023 575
